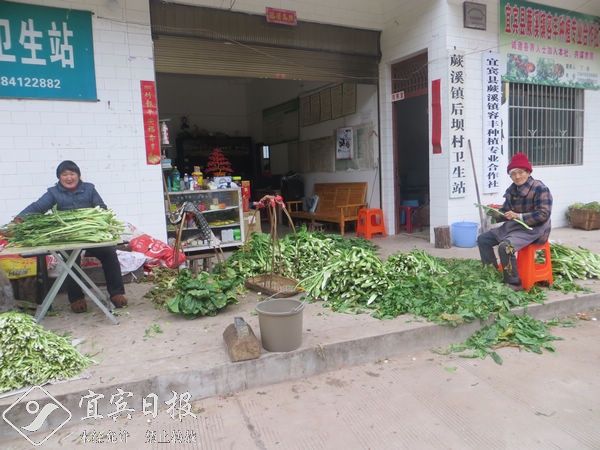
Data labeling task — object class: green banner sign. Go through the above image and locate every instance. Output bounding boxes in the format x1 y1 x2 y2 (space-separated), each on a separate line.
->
500 0 600 89
0 1 97 100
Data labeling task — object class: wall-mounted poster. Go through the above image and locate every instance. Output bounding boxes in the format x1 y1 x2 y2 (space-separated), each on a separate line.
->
500 0 600 89
336 127 353 160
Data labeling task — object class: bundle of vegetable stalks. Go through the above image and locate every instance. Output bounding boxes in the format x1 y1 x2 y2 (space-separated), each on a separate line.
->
0 311 95 393
1 206 124 248
550 243 600 281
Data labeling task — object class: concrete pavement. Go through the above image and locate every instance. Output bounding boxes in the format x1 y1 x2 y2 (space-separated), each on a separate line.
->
1 226 600 449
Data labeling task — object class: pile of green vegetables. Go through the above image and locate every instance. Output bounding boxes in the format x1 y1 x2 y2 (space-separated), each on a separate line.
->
0 312 94 393
567 201 600 212
551 243 600 279
145 228 600 363
1 206 124 247
145 266 242 318
165 268 241 318
440 313 566 365
218 228 600 363
217 228 544 325
142 266 181 306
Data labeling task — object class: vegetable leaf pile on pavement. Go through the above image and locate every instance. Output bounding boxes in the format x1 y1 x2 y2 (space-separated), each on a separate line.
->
216 230 551 325
142 266 181 306
143 230 600 363
0 311 94 394
166 268 241 318
441 312 563 365
216 230 600 363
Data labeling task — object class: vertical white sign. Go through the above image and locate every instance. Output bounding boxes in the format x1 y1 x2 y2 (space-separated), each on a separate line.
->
482 52 503 194
449 51 467 198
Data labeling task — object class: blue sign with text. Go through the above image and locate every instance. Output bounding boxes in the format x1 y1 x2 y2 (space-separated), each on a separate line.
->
0 1 97 101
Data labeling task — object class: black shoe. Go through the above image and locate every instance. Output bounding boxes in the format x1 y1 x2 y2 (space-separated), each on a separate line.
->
508 284 524 292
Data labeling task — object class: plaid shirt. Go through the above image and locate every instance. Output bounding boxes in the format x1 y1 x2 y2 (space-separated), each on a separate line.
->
500 176 552 227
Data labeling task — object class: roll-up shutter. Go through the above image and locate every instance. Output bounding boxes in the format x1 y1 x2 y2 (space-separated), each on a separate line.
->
150 2 380 84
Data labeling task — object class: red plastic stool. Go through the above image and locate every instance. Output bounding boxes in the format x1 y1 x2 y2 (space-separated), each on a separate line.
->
516 241 553 291
356 209 387 239
398 205 423 233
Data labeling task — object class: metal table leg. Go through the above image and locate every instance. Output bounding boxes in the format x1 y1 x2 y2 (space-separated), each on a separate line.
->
35 249 119 325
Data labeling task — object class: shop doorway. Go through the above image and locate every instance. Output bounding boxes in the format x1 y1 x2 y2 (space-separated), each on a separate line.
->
392 53 429 233
150 2 381 198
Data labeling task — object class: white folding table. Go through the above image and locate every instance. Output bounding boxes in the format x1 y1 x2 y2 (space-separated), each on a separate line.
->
0 241 121 324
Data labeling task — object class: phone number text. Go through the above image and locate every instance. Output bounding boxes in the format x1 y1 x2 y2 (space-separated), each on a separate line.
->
0 76 62 89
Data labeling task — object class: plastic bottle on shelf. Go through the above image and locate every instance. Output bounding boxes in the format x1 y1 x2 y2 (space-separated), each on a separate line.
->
171 167 181 192
196 171 203 189
183 173 189 190
160 121 170 145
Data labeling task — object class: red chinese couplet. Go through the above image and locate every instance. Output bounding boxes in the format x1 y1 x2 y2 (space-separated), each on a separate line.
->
431 79 442 154
140 80 161 165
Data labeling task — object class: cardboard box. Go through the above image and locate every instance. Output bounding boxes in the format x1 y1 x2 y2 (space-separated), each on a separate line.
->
243 211 262 242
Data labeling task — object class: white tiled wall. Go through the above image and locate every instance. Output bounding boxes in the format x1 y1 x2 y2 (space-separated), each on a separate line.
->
0 0 166 240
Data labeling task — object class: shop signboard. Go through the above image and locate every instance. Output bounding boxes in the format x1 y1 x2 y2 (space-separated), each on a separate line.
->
0 2 97 100
500 0 600 89
265 7 297 26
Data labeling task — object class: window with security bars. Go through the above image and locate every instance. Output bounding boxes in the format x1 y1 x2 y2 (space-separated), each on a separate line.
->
508 83 584 166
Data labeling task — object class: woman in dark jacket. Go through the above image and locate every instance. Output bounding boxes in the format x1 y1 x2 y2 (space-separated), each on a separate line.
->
17 160 127 313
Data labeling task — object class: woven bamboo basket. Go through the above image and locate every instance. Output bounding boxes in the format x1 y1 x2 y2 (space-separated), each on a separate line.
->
244 194 300 298
245 274 300 298
569 208 600 230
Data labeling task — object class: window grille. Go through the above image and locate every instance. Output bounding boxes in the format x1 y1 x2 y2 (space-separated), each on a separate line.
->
508 83 584 166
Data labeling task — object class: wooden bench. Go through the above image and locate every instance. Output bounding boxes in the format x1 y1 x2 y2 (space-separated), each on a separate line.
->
287 182 368 236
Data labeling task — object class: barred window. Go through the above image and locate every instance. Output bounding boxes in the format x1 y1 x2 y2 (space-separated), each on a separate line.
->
508 83 584 166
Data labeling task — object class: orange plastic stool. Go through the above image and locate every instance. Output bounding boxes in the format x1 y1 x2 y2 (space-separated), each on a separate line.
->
516 241 553 291
398 205 423 233
356 209 387 239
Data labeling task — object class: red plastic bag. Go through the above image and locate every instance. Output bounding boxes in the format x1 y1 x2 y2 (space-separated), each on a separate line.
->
128 234 186 268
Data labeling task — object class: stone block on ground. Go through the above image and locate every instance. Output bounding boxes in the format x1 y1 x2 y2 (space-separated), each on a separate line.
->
223 317 261 362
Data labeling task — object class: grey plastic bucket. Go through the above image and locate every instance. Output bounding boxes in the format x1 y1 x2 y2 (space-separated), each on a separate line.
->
255 299 304 352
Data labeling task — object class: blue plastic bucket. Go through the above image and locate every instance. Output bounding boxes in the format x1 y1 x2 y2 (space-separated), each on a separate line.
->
451 222 479 248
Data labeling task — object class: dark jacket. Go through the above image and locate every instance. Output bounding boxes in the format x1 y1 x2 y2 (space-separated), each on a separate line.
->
497 176 552 244
18 181 107 217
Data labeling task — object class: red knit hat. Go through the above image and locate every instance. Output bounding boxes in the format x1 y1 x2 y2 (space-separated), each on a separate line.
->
507 153 532 173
